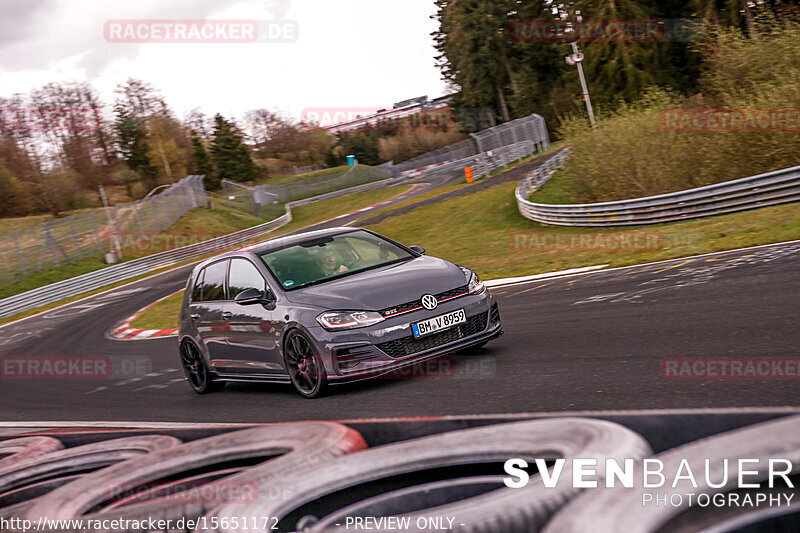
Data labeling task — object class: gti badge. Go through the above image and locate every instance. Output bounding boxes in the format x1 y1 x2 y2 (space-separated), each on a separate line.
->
421 294 438 310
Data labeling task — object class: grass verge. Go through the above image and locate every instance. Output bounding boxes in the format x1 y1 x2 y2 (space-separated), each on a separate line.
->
272 186 411 236
255 166 361 186
528 170 580 205
365 180 800 279
362 146 562 221
129 291 185 331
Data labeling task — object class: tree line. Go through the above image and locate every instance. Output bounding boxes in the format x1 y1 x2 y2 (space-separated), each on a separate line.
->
0 79 269 217
432 0 797 129
0 78 470 219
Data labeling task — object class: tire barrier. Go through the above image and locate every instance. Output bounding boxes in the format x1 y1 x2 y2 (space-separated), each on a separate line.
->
0 437 64 472
1 436 181 497
211 418 651 533
0 436 181 523
1 415 799 532
542 414 800 533
17 423 367 532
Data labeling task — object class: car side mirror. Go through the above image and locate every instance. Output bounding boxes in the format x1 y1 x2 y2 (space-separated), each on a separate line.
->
409 246 426 255
234 287 272 305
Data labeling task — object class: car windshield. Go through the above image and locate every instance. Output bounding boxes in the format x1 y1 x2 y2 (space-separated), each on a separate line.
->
259 230 414 290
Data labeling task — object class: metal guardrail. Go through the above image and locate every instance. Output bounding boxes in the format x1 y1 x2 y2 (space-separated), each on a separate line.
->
0 137 544 320
516 152 800 227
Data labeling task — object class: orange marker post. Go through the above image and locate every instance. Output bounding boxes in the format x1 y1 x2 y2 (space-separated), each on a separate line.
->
465 167 473 183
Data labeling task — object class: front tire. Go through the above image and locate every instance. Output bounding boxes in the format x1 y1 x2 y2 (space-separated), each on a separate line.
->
180 339 223 394
284 331 328 398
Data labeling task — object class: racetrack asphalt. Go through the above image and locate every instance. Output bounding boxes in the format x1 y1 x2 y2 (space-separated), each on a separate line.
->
1 166 798 423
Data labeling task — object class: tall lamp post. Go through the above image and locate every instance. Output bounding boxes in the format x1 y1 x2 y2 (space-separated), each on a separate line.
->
566 41 596 128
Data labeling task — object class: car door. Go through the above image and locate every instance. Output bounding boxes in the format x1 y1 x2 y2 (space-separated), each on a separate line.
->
191 260 231 365
223 257 284 375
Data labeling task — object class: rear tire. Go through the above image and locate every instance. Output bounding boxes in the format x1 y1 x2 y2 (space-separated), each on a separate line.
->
180 339 223 394
284 331 328 398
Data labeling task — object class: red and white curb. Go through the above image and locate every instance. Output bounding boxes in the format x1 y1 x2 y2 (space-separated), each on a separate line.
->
110 290 182 341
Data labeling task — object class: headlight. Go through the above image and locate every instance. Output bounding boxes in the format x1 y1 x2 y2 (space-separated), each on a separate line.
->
460 267 486 295
316 311 385 330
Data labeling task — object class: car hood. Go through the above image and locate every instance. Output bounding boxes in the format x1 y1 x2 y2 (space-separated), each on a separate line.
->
284 256 467 311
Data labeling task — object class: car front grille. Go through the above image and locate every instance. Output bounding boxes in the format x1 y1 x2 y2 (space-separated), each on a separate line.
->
379 285 469 318
375 311 489 358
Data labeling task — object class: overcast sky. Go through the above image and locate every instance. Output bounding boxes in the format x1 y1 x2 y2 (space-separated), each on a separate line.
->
0 0 449 121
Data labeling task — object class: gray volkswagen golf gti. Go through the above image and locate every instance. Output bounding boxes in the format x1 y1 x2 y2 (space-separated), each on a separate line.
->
178 227 502 398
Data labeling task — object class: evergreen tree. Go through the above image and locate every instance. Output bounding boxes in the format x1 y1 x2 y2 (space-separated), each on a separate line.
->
336 130 382 166
567 0 660 105
113 105 158 189
209 115 257 184
433 0 517 124
189 136 215 186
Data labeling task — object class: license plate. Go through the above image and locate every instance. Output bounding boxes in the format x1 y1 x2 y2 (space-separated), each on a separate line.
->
411 309 467 338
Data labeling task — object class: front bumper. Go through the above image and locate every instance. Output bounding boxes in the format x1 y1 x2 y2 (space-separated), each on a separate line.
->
310 291 502 384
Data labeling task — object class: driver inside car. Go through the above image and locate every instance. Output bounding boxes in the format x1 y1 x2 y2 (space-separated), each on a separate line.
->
318 248 349 277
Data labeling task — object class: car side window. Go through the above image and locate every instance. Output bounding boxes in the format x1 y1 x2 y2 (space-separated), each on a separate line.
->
201 260 229 301
191 268 205 302
228 258 267 299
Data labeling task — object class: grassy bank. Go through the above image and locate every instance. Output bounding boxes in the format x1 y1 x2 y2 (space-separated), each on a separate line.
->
365 181 800 279
558 19 800 204
130 291 185 331
256 165 364 186
528 171 579 205
275 186 410 236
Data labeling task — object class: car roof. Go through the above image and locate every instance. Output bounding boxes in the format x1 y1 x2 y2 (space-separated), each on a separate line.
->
194 227 362 270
